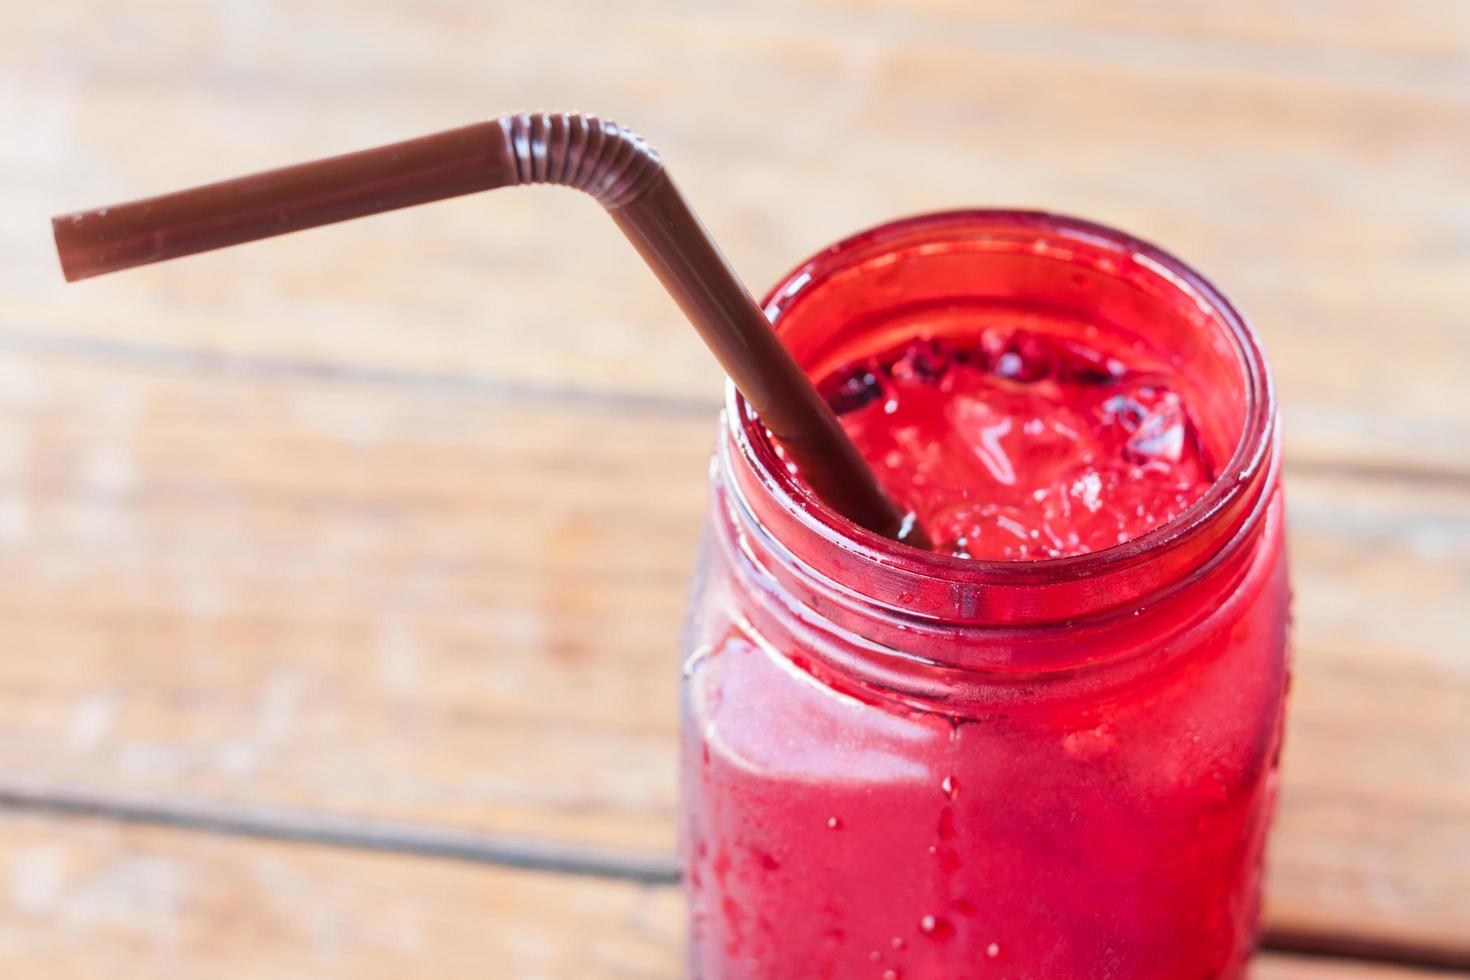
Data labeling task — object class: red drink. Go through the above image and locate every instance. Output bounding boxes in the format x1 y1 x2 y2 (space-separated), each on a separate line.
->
681 212 1288 978
821 330 1215 561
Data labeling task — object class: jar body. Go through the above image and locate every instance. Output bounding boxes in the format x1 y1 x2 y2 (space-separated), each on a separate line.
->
681 488 1287 978
679 212 1289 979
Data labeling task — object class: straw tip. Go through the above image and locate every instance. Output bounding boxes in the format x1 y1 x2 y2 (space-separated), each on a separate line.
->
51 211 101 283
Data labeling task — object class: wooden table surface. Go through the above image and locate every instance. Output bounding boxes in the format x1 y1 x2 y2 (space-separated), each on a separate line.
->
2 1 1467 976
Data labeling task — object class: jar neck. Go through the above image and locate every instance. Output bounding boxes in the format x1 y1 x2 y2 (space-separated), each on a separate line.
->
712 210 1277 688
708 443 1281 710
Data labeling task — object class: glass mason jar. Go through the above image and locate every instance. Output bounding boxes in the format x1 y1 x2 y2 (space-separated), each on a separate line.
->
679 211 1288 979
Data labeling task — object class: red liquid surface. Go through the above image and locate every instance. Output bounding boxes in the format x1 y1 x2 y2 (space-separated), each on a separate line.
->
817 317 1215 560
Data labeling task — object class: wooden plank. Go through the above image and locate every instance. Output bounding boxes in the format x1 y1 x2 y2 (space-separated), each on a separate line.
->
1265 473 1470 961
0 810 1455 979
1254 955 1464 980
0 350 1464 958
0 811 682 980
3 0 1467 472
833 1 1470 60
0 354 700 852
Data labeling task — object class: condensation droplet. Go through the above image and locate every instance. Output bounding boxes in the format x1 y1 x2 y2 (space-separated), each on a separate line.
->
919 913 955 942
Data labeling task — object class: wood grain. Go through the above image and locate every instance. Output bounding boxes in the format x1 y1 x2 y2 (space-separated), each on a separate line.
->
0 811 683 980
0 354 700 852
0 811 1458 979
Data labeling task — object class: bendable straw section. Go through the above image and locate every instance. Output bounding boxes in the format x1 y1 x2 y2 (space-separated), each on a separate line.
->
500 113 664 209
498 114 923 545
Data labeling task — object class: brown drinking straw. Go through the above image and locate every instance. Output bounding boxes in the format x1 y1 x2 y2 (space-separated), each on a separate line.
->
53 112 925 547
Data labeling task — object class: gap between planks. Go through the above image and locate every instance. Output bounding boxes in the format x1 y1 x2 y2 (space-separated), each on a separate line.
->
0 780 678 885
0 780 1466 974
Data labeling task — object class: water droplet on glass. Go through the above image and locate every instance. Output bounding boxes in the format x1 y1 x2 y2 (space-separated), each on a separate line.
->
987 941 1001 958
941 775 957 799
827 816 842 830
681 643 714 678
918 914 955 942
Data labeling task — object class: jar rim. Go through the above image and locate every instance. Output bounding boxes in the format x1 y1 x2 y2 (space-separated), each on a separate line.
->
724 209 1275 619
